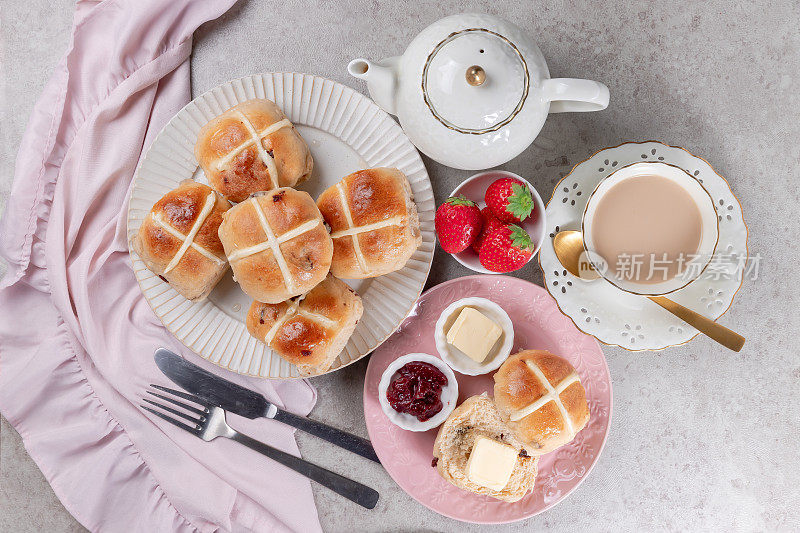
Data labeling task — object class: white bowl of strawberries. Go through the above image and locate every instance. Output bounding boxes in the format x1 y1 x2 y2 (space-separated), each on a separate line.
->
434 171 546 273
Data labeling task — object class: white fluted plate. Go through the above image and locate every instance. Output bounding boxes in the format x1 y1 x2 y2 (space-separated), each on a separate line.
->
127 73 435 378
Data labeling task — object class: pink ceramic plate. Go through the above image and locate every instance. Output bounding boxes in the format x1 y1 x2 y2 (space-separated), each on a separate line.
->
363 275 612 524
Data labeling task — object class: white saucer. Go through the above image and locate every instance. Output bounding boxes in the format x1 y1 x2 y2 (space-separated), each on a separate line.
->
538 141 748 351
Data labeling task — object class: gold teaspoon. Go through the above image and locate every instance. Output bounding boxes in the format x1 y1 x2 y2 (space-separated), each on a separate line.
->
553 231 745 352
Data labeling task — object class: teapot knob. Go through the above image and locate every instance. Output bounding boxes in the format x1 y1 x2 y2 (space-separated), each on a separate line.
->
465 65 486 86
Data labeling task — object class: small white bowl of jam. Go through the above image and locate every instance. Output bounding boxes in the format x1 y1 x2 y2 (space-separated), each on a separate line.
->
378 353 458 432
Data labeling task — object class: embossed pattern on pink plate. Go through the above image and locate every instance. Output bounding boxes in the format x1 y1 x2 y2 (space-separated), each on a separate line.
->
363 275 612 524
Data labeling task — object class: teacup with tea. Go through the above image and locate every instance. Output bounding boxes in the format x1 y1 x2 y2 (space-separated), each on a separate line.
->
581 162 718 295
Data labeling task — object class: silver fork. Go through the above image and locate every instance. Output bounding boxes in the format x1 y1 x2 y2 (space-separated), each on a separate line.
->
141 384 379 509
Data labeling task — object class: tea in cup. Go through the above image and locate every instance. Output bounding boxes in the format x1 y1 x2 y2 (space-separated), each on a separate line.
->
581 162 718 295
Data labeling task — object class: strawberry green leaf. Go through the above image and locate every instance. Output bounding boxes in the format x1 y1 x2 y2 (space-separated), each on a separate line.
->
445 195 477 207
508 224 534 250
506 184 533 221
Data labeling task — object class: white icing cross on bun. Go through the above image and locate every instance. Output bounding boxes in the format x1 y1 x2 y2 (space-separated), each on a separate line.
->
157 192 222 274
493 350 590 455
215 112 291 189
230 196 323 294
332 181 404 274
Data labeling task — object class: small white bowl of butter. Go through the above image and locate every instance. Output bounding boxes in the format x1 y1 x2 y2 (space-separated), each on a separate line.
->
434 297 514 375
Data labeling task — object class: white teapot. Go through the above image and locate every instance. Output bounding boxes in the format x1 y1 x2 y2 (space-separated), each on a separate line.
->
348 13 609 170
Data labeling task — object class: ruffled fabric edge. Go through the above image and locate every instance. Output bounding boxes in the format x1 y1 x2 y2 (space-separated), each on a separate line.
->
1 309 202 532
0 0 271 531
0 13 212 525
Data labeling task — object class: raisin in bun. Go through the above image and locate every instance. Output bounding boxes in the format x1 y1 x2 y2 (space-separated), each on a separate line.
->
316 168 421 279
493 350 590 455
131 180 230 301
218 188 333 304
195 99 312 203
432 394 538 502
246 274 363 376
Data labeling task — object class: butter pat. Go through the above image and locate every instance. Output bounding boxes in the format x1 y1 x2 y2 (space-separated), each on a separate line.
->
445 307 502 363
466 436 518 491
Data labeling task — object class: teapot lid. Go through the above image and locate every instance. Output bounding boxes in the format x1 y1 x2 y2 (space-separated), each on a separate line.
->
422 28 529 134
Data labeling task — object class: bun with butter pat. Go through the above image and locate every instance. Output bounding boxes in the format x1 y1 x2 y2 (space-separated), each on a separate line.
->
432 393 537 502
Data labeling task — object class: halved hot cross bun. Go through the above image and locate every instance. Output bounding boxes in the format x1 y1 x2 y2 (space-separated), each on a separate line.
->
493 350 590 455
132 180 230 301
218 187 333 303
195 99 313 203
316 167 422 279
246 274 363 376
432 393 538 502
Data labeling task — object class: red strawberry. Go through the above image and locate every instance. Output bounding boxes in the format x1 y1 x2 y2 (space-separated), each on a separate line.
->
435 196 482 253
484 178 534 223
472 207 505 253
478 224 535 273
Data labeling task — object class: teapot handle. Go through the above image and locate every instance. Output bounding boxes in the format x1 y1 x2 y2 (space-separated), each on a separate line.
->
541 79 609 113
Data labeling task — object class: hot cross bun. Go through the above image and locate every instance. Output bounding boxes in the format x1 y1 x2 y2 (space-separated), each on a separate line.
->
493 350 590 455
195 99 312 203
218 187 333 303
316 168 421 279
246 274 363 376
131 180 230 301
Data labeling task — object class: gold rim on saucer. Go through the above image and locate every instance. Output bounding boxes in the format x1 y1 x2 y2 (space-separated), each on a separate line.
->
538 140 749 352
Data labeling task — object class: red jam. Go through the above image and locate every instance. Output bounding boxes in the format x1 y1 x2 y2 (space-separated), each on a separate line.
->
386 361 448 421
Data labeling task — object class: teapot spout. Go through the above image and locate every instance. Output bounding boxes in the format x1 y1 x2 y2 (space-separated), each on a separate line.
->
347 57 399 115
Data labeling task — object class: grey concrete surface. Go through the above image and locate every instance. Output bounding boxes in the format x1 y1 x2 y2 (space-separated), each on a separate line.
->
2 0 800 531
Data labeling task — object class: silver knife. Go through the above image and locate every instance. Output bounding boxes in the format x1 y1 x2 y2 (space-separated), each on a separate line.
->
154 348 380 463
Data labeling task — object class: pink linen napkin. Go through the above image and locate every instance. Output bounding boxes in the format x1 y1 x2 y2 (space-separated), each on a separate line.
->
0 1 323 531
